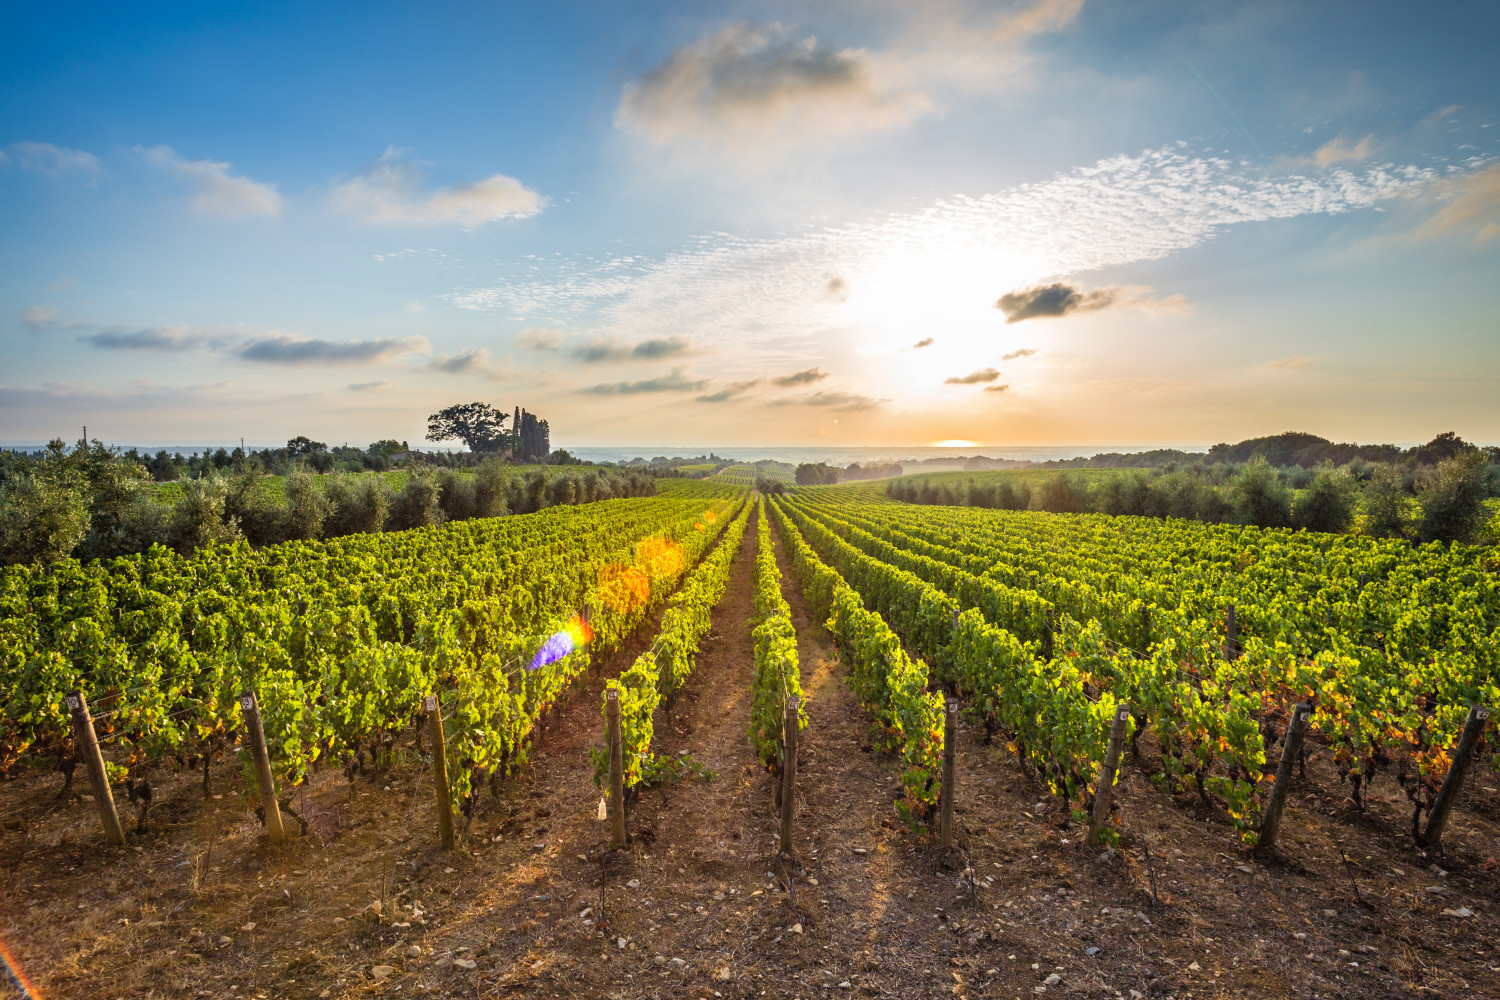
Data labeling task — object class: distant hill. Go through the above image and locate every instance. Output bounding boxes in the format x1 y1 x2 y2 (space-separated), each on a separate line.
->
1032 431 1492 470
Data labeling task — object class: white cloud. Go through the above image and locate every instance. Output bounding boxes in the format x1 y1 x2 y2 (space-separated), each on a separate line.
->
138 145 282 218
5 141 102 177
451 144 1439 350
330 148 545 226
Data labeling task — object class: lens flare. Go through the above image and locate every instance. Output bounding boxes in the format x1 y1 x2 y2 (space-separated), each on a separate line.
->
528 614 594 671
598 563 651 614
0 938 43 1000
636 536 684 580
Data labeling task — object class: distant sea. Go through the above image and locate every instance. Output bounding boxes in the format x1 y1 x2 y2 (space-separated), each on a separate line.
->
1 442 1211 465
560 444 1211 466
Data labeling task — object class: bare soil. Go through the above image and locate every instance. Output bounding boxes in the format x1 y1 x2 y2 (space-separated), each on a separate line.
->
2 504 1498 1000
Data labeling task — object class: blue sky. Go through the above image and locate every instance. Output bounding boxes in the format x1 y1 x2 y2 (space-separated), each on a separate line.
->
3 0 1497 448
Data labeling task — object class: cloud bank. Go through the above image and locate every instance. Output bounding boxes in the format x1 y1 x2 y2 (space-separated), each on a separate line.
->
616 23 930 157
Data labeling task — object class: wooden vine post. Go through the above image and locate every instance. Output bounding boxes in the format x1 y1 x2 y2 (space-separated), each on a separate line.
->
1419 704 1490 849
239 690 285 844
939 699 958 849
65 691 126 846
1042 609 1055 660
1224 604 1241 660
1258 702 1312 851
1088 702 1132 846
425 694 455 850
606 688 627 848
779 695 800 856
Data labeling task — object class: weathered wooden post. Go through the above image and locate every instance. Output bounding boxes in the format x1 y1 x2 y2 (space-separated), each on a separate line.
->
1088 702 1132 846
1419 704 1490 849
66 691 126 846
1258 702 1312 851
239 690 285 844
606 688 627 848
939 699 958 849
1042 609 1055 660
1140 606 1152 651
779 695 800 856
1224 604 1240 661
425 694 455 850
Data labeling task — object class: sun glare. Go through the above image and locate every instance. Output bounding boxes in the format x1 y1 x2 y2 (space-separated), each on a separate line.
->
933 439 978 447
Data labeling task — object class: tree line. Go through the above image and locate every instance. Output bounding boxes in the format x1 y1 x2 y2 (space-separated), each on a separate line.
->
0 439 655 566
885 451 1497 545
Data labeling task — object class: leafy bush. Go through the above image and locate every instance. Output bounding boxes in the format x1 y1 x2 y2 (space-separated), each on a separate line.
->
1417 450 1494 544
0 473 90 565
387 469 445 530
168 474 242 554
1231 458 1292 528
1293 467 1356 533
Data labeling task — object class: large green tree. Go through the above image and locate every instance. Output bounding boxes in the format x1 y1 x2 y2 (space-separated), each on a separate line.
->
426 402 510 453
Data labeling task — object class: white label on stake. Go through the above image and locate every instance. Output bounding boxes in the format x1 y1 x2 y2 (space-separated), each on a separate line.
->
241 695 254 712
423 695 437 712
66 695 80 711
1117 707 1130 723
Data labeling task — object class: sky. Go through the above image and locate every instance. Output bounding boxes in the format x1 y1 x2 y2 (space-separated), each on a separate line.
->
2 0 1498 450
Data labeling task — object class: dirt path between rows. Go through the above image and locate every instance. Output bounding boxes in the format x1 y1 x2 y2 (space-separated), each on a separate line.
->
3 499 1498 1000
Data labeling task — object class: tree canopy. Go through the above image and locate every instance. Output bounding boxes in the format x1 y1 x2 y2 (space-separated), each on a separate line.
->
426 402 509 453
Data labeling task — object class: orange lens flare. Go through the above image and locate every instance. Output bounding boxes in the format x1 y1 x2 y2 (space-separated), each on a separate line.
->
598 563 651 614
636 536 684 580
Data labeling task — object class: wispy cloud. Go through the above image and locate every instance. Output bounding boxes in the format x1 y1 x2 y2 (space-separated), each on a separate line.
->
330 147 545 226
1412 163 1500 245
348 380 397 392
1001 347 1038 360
581 367 707 395
83 324 220 351
20 305 89 332
5 141 102 177
451 146 1434 346
237 333 429 365
824 277 850 302
912 337 934 349
982 383 1011 393
695 378 762 403
1264 355 1315 371
139 145 282 218
996 282 1190 323
425 347 496 374
945 367 1001 384
516 328 565 351
772 367 829 387
770 390 886 411
570 335 693 363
